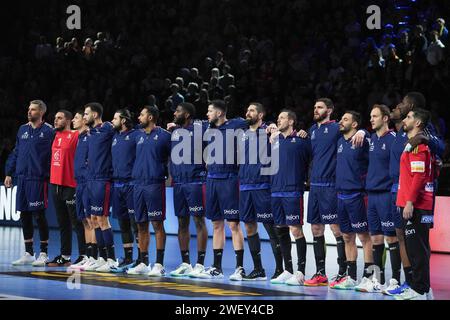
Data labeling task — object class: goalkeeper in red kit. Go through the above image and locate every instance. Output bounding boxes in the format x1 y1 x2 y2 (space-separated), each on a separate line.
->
395 108 437 300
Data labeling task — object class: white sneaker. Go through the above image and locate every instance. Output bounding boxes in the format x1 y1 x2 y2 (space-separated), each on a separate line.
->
285 271 305 286
333 276 357 290
31 252 48 267
170 263 193 277
394 287 427 300
382 279 400 295
84 257 106 271
229 266 245 281
355 276 382 293
95 258 119 273
12 252 35 266
148 263 165 277
79 257 97 271
68 255 89 270
187 264 205 277
270 270 293 284
427 288 434 300
127 262 151 275
355 277 371 292
194 266 224 279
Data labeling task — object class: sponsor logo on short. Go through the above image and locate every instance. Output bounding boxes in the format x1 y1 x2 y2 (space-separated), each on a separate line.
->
128 209 135 214
29 201 44 207
189 206 204 213
257 213 273 219
66 199 76 205
405 228 416 236
224 209 239 216
351 221 368 229
91 206 103 212
322 213 338 221
421 215 434 224
286 214 299 221
381 221 394 228
148 210 162 217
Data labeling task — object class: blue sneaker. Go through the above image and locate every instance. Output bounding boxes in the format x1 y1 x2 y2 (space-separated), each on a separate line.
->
385 282 410 296
110 259 135 273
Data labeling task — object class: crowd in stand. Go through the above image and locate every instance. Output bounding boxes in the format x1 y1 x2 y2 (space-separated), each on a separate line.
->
1 0 450 179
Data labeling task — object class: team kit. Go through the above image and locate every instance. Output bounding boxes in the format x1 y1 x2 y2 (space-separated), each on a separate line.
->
4 92 443 301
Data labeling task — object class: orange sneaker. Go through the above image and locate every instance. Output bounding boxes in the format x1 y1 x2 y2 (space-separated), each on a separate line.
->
304 272 329 286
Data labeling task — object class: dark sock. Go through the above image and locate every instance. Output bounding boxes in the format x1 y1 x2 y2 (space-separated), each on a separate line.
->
388 242 401 282
102 228 115 260
363 262 373 279
94 228 105 248
270 239 283 271
295 237 307 274
140 251 149 265
181 250 190 264
25 242 33 255
91 243 98 259
235 249 244 269
404 266 413 284
347 261 357 280
247 233 263 270
372 244 386 283
335 236 346 275
197 251 206 265
276 227 293 274
40 242 48 254
124 247 133 261
86 243 93 258
213 249 223 270
156 249 165 265
313 236 326 274
264 223 283 271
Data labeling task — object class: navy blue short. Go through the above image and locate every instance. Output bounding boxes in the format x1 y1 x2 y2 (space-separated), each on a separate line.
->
239 189 273 223
173 183 206 217
367 192 396 236
133 183 166 223
307 185 338 225
391 192 403 229
205 177 239 221
111 183 135 220
75 182 90 220
271 196 304 226
16 177 48 212
86 180 111 216
337 193 369 234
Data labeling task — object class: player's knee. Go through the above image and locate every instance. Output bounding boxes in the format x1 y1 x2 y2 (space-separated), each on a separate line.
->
290 226 303 239
342 233 355 243
227 221 241 233
212 221 224 233
311 224 324 236
152 221 165 233
193 216 206 230
385 236 398 244
244 222 257 236
178 217 190 232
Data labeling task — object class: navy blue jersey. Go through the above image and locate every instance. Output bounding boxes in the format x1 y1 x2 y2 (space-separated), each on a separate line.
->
390 123 444 184
132 127 171 184
238 123 271 189
5 122 55 180
366 130 396 191
336 135 369 192
74 132 89 183
170 120 208 184
205 118 249 178
308 121 340 185
87 122 115 180
270 132 311 194
111 129 138 182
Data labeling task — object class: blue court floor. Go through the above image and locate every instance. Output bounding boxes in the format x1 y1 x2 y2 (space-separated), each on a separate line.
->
0 226 449 300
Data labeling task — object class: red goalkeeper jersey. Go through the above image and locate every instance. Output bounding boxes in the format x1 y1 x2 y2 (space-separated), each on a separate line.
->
50 130 79 188
396 144 435 211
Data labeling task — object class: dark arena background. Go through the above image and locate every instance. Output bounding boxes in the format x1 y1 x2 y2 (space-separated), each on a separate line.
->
0 0 449 312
